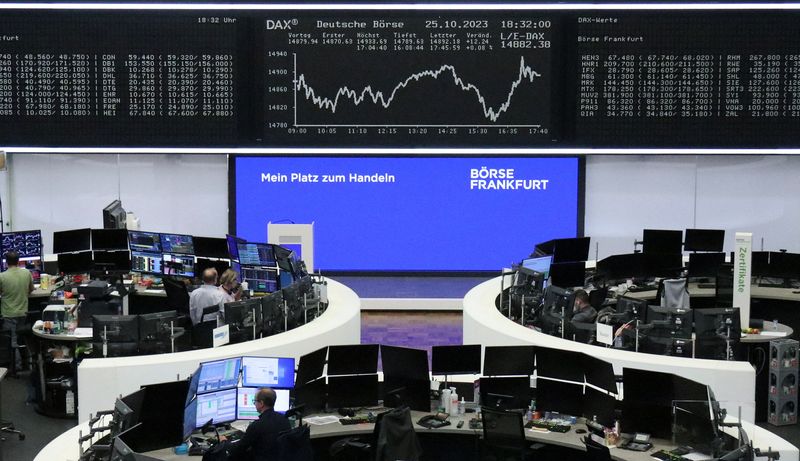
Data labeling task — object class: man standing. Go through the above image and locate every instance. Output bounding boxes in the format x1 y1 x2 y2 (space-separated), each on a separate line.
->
226 388 290 461
0 251 34 369
189 268 224 325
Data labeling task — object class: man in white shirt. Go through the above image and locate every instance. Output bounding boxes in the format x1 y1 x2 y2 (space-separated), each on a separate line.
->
189 268 225 325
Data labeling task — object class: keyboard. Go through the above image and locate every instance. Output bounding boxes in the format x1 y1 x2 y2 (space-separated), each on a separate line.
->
340 417 374 425
524 420 571 433
626 285 656 293
697 283 716 289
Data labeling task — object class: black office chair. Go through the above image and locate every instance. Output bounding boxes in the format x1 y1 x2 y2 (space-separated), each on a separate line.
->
480 406 536 461
191 318 216 349
582 436 611 461
163 277 190 316
588 287 610 310
374 406 421 461
276 424 313 461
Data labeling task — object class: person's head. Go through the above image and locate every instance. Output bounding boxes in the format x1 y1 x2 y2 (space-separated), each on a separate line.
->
254 388 277 414
573 289 590 311
5 251 19 267
219 269 239 290
202 268 218 286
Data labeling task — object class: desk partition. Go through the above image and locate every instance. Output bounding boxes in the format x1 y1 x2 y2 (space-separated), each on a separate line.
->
463 276 757 422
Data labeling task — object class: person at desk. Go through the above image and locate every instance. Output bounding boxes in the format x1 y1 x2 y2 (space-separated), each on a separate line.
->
571 289 597 323
0 251 34 369
224 388 290 461
189 268 224 325
219 269 242 303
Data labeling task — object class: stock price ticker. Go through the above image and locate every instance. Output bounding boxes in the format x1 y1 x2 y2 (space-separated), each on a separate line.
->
574 12 800 147
262 12 558 146
0 12 240 146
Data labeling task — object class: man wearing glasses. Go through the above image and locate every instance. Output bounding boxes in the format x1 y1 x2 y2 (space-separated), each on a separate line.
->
226 388 290 461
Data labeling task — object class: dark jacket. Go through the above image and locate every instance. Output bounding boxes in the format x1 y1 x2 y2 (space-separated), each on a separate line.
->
228 409 291 461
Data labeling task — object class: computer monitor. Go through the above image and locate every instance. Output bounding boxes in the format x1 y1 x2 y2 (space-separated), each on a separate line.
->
380 345 429 380
57 251 93 274
93 250 132 272
225 234 242 261
693 307 741 340
327 344 379 376
327 374 379 408
194 388 238 428
102 200 127 229
552 237 591 263
260 290 285 336
183 398 198 440
596 253 648 280
237 242 276 266
240 265 278 293
549 261 586 288
193 237 229 259
431 344 482 375
241 356 295 388
128 231 161 253
645 253 684 278
1 229 42 259
224 298 262 342
684 229 725 252
583 386 617 428
294 378 326 414
91 228 129 251
479 376 530 410
162 253 195 278
767 252 800 280
535 378 583 417
582 355 617 395
520 255 553 279
672 400 719 454
615 296 648 320
138 310 178 355
646 306 693 339
92 315 139 343
642 229 683 255
160 233 194 255
543 285 577 316
53 228 91 254
185 365 202 407
236 387 291 419
117 388 145 435
194 258 230 279
751 251 770 277
688 252 726 279
382 377 431 412
535 346 585 383
296 347 328 387
196 357 242 394
483 345 535 376
131 251 163 274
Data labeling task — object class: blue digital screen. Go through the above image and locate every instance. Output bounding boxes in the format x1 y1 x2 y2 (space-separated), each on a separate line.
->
241 356 295 389
234 156 581 271
197 357 242 394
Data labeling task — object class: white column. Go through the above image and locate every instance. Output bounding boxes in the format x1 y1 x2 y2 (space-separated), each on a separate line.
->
733 232 752 326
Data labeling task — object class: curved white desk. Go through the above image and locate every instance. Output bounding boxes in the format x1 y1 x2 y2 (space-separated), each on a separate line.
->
77 278 360 422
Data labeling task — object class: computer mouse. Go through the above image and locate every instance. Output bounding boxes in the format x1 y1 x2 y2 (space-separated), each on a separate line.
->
575 429 587 434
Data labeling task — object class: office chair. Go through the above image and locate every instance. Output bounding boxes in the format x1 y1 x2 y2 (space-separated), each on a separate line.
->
374 406 421 461
480 406 536 461
191 318 216 349
163 277 190 316
657 278 690 309
582 436 611 461
276 424 313 461
588 286 610 310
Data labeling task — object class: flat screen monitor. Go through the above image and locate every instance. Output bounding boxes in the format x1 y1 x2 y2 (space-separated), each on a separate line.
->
479 376 530 410
535 346 584 383
693 307 741 340
57 251 93 274
91 228 129 251
237 242 276 266
431 344 482 375
327 344 379 376
672 400 718 454
543 285 576 315
483 345 535 376
684 229 725 252
751 251 770 277
183 398 198 439
536 378 583 417
185 365 201 407
226 234 242 261
260 290 285 335
241 356 295 389
240 265 278 293
642 229 683 255
596 253 648 280
380 345 429 381
383 377 430 412
138 310 178 343
223 298 262 339
615 296 648 319
193 237 229 259
294 378 326 414
91 315 139 343
645 253 684 278
549 261 585 288
160 233 194 255
520 255 552 279
582 356 617 394
296 347 328 387
196 357 242 394
93 250 132 272
53 228 91 254
131 251 163 274
194 258 231 279
768 252 800 279
646 306 693 339
236 387 291 419
688 252 726 278
1 229 42 259
128 231 162 253
583 387 617 428
194 388 238 428
134 380 190 452
552 237 591 263
102 200 126 229
327 374 379 408
162 253 195 278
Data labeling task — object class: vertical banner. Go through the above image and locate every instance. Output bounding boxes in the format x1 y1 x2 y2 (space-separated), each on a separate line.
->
733 232 752 326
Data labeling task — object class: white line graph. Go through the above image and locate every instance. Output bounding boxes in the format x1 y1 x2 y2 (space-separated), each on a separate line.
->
293 55 543 126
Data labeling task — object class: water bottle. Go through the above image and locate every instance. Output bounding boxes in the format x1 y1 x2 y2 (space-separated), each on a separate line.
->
449 388 459 417
458 397 465 415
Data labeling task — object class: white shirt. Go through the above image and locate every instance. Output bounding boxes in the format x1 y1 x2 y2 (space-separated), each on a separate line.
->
189 284 225 325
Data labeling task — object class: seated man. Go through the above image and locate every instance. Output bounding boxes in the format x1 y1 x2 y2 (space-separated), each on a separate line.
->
571 289 597 323
226 388 291 461
189 268 224 325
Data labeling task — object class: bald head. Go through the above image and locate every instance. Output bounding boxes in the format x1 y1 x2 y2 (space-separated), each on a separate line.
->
202 268 218 285
256 388 277 410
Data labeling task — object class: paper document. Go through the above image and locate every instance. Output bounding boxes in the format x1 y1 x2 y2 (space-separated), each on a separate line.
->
760 331 788 337
304 415 341 425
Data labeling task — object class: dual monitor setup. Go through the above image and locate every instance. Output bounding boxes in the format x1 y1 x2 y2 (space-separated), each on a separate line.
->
0 229 43 280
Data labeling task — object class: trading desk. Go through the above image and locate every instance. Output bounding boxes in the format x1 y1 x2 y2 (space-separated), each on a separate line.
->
36 411 798 461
